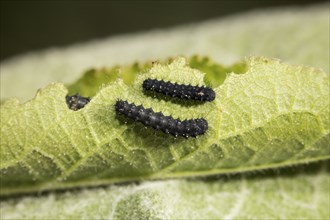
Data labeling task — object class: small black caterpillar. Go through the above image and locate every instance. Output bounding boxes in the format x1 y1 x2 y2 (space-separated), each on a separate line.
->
115 100 208 138
66 94 90 111
142 78 216 102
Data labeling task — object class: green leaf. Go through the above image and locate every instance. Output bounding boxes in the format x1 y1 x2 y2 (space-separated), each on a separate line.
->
189 56 247 87
1 56 329 196
66 56 247 97
1 4 329 219
1 161 329 219
67 62 153 97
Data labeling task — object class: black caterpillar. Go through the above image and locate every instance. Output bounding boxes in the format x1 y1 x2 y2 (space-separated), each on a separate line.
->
66 94 91 111
142 78 216 102
115 100 208 138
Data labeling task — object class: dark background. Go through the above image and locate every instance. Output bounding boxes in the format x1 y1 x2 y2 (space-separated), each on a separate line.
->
0 0 327 61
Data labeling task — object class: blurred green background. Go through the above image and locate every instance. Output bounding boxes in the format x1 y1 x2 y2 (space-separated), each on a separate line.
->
0 0 327 61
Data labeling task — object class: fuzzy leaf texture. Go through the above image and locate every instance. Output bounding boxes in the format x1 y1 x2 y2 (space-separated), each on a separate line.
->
1 4 329 219
1 56 329 197
1 161 329 219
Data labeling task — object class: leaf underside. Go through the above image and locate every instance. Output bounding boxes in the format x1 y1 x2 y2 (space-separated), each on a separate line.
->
1 160 329 219
1 56 329 196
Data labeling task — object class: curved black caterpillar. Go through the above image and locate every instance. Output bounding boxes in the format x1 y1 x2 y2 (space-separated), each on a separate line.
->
142 78 216 102
66 94 90 111
115 100 208 138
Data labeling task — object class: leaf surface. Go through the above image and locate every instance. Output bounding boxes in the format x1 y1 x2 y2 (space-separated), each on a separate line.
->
1 56 329 196
1 5 329 218
1 161 329 219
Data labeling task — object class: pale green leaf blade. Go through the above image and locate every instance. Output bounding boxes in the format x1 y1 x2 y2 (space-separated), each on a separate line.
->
1 56 329 196
1 161 329 219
